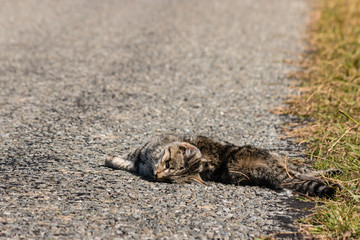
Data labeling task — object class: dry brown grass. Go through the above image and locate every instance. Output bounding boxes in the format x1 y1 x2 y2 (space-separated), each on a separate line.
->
282 0 360 238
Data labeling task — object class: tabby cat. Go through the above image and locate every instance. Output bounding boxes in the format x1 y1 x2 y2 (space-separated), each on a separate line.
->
105 135 341 198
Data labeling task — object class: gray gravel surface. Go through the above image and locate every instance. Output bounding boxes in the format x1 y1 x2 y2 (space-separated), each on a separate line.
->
1 0 311 239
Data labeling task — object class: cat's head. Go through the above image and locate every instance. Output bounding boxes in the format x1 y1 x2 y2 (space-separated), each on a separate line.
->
154 142 206 185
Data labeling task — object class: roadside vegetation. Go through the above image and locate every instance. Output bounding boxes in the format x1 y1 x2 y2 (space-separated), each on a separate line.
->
283 0 360 238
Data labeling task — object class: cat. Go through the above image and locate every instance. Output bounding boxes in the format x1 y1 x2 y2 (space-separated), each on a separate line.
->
105 135 341 198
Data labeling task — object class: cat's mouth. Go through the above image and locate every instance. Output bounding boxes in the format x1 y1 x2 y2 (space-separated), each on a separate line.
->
154 172 207 186
153 174 171 183
154 168 168 180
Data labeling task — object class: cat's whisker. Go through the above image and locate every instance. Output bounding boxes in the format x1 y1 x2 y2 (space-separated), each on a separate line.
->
281 180 307 185
229 170 250 180
189 174 207 186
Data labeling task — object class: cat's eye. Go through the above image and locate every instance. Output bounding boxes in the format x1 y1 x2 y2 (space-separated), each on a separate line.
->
165 161 170 169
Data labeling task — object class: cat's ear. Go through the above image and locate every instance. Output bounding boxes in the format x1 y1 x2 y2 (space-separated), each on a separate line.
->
179 142 198 160
188 173 207 186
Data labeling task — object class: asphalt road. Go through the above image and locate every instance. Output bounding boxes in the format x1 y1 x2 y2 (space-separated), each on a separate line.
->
0 0 310 239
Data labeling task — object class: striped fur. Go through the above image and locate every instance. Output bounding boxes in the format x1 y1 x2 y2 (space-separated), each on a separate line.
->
106 135 341 198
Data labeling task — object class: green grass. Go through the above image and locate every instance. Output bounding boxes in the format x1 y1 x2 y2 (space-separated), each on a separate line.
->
283 0 360 238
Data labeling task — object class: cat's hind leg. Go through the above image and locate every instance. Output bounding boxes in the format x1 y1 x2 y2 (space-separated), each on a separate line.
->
293 168 343 181
234 162 341 198
282 176 340 198
318 168 343 178
274 155 342 197
105 155 134 171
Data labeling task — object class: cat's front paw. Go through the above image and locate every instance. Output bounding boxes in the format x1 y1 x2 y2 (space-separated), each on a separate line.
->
105 156 116 167
105 155 134 171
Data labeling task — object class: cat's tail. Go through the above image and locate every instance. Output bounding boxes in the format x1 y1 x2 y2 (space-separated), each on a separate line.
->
282 176 340 198
105 155 134 171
